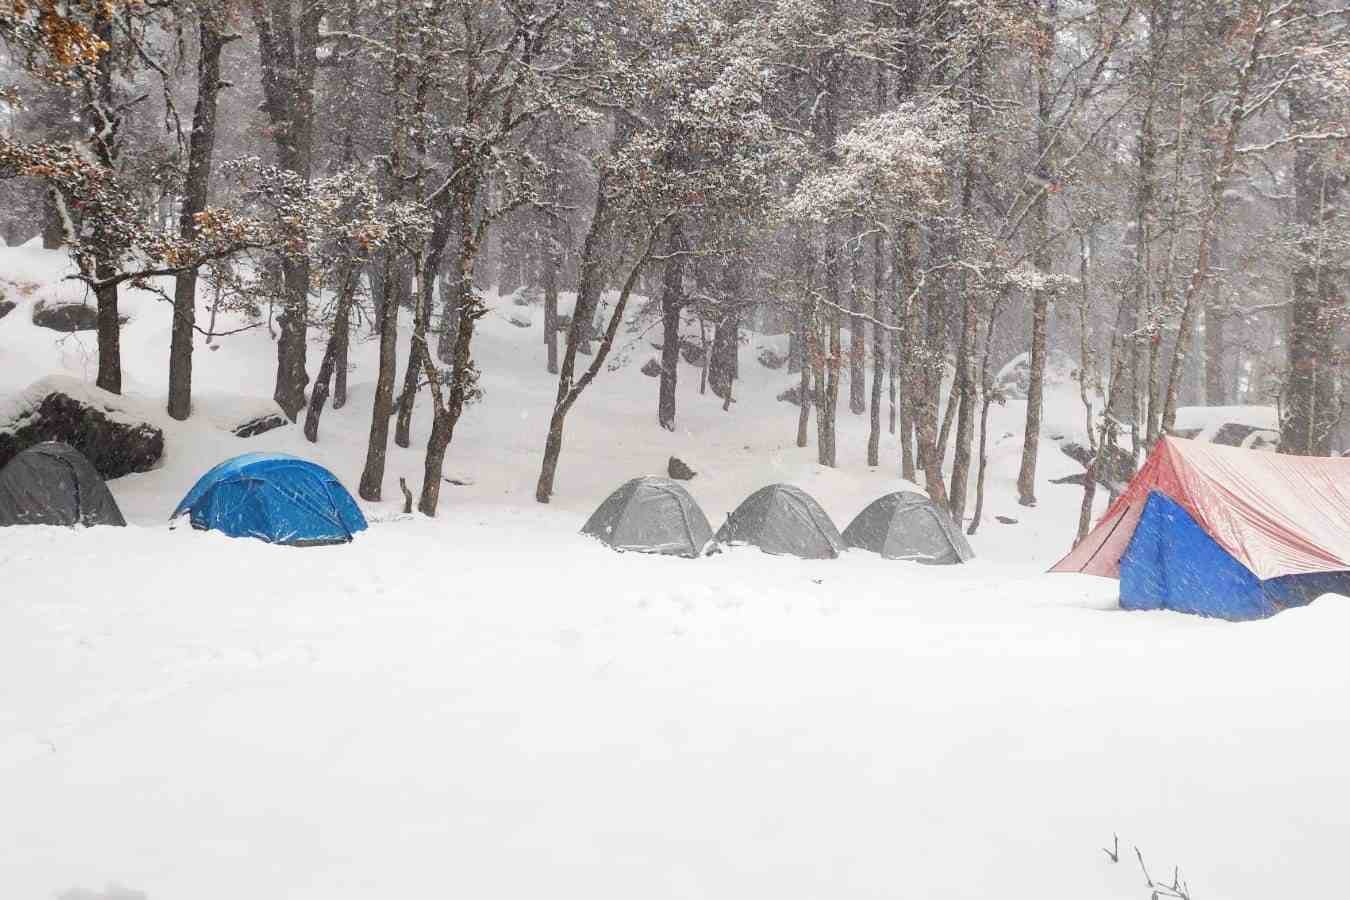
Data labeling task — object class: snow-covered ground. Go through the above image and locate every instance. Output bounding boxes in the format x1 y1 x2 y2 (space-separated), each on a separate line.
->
3 242 1348 899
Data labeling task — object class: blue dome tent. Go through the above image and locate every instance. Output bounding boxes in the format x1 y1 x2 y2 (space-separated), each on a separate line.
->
172 452 367 545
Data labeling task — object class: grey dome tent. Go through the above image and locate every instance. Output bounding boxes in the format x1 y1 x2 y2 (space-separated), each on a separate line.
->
0 441 126 527
582 476 715 557
843 491 973 564
716 484 845 559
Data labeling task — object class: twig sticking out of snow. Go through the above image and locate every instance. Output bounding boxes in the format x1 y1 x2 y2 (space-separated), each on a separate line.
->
1134 844 1192 900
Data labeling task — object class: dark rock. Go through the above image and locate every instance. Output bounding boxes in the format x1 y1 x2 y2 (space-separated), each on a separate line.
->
512 294 531 307
995 515 1018 525
757 347 787 370
508 314 532 328
1059 440 1134 492
640 358 662 377
668 456 696 480
0 390 163 479
776 382 817 406
0 299 14 321
232 413 289 438
31 301 127 333
679 337 705 366
556 313 572 330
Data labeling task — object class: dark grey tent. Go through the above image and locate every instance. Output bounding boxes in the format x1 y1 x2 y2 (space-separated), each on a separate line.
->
843 491 973 564
0 441 126 527
716 484 845 559
582 476 715 557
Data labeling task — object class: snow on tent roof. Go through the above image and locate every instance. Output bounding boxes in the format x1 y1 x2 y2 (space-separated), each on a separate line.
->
1051 436 1350 582
716 484 845 559
172 452 367 546
581 476 715 558
0 441 126 527
843 491 973 564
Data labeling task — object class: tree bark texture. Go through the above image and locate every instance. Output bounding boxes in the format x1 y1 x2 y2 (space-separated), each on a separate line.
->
168 18 229 421
1160 0 1272 435
1016 0 1057 507
658 221 687 431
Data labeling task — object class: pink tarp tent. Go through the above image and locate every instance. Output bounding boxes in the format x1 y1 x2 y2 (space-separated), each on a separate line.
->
1052 437 1350 581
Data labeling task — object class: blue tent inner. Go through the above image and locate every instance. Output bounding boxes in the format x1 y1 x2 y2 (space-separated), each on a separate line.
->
1120 490 1350 620
173 452 367 545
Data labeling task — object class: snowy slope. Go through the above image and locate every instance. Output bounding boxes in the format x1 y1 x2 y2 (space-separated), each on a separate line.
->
4 243 1347 900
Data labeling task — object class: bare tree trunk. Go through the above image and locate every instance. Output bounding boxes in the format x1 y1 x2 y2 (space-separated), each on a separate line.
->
357 1 410 501
795 242 813 448
897 219 919 481
86 5 121 395
94 279 121 394
949 41 985 522
253 0 321 420
867 229 885 467
535 183 663 502
438 236 462 363
967 289 1006 536
849 217 866 415
1016 0 1057 507
816 230 841 467
935 376 959 466
796 305 812 446
334 303 349 408
542 216 560 375
657 220 686 431
167 18 229 421
360 249 403 500
41 187 65 249
1130 0 1169 460
915 235 946 503
1160 0 1273 435
394 260 433 447
304 261 357 441
1284 97 1342 453
709 262 741 402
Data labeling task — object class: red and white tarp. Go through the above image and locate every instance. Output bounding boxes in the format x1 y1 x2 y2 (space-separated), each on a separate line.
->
1051 437 1350 581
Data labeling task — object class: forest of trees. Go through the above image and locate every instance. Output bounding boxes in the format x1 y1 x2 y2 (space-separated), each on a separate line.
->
1 0 1347 529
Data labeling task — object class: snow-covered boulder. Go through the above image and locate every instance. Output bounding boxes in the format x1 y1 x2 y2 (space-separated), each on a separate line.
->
1056 440 1135 492
994 351 1075 400
757 346 787 370
640 358 662 377
30 300 127 333
776 382 816 406
0 377 164 478
190 393 292 438
679 337 705 366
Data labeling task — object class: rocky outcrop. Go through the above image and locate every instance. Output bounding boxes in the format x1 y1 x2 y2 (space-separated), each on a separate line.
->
31 300 127 332
679 337 705 366
756 347 787 370
0 381 164 478
232 413 289 438
776 382 817 406
667 456 696 480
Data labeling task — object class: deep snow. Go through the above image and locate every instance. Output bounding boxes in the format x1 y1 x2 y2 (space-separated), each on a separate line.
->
2 242 1346 899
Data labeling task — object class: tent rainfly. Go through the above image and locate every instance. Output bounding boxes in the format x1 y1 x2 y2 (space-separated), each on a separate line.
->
0 441 126 527
716 484 845 559
1052 436 1350 619
582 476 716 557
843 491 973 564
172 452 367 545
